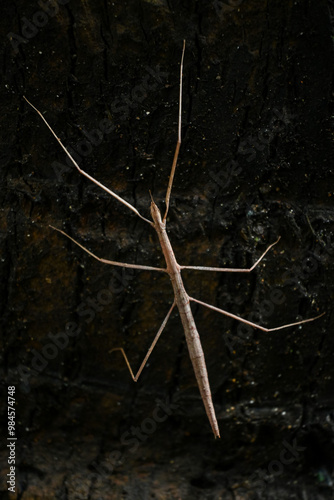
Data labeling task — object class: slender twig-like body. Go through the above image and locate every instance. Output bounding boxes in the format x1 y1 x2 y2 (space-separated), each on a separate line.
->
24 41 324 439
150 200 220 437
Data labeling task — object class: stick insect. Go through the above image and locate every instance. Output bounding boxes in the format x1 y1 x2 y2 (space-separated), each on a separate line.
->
24 41 324 439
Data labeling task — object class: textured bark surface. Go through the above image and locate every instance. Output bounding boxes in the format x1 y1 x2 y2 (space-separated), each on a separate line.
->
1 0 334 498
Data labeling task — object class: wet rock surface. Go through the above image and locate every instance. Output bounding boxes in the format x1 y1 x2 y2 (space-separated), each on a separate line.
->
1 1 333 498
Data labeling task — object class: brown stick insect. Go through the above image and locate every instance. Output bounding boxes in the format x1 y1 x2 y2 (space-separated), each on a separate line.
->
24 41 324 438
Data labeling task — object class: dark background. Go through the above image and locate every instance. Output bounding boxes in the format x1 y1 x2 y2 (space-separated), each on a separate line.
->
1 1 334 498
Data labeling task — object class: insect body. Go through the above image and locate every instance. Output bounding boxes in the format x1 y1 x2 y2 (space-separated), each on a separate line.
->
150 198 220 437
24 41 324 438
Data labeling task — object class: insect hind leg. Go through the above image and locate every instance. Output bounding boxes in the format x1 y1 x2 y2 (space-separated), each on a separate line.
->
110 301 176 381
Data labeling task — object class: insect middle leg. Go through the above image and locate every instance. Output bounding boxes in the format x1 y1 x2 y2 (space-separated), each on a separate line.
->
180 237 281 273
